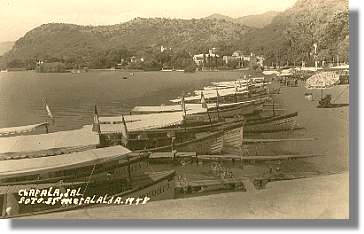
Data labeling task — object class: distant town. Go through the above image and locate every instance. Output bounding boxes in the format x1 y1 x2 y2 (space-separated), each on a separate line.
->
0 45 348 74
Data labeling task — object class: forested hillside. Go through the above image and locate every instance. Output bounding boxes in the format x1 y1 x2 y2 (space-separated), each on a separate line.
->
0 0 349 70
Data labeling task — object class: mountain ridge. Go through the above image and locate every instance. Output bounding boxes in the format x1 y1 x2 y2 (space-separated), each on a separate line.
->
0 0 349 69
204 11 280 28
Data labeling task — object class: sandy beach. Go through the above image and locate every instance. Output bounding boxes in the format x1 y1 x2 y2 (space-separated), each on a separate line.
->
274 82 349 174
28 172 349 219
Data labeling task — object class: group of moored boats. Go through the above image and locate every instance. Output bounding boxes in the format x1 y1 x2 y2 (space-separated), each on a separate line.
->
0 76 319 218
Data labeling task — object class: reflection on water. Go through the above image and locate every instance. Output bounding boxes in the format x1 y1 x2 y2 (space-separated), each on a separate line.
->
0 70 243 131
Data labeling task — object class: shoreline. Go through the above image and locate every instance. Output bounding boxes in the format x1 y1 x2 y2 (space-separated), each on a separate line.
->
27 172 349 219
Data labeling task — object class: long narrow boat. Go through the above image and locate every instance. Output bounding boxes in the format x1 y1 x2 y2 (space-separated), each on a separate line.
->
187 99 266 124
170 88 268 104
244 112 299 133
96 109 300 154
0 125 99 160
144 130 225 155
222 121 312 156
0 122 49 137
0 102 55 138
0 145 175 218
168 76 271 105
98 119 245 154
131 97 268 125
100 109 298 135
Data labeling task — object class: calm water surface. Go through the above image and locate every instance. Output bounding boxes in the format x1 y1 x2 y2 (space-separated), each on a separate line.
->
0 70 244 131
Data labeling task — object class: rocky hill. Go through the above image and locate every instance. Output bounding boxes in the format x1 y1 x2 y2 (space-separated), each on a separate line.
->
206 11 280 28
1 18 251 69
242 0 349 65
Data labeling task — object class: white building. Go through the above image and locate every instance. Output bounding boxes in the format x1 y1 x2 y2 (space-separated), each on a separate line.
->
193 53 219 66
223 51 264 68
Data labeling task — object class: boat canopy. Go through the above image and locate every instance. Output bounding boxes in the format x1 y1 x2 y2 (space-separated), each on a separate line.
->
131 103 216 114
132 104 184 113
0 125 99 156
132 98 267 115
193 87 248 96
100 98 267 133
211 79 249 87
99 112 185 132
0 145 131 178
170 88 249 103
0 122 48 136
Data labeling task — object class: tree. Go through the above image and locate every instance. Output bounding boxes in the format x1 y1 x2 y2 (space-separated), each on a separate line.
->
203 53 206 70
7 59 25 68
284 13 319 66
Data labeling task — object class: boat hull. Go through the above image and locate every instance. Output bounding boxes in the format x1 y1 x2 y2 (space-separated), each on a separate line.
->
244 112 298 133
100 118 245 155
184 101 264 125
145 131 225 155
1 170 175 218
181 91 268 104
221 127 300 156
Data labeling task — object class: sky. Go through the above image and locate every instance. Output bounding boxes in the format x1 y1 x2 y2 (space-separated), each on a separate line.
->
0 0 297 42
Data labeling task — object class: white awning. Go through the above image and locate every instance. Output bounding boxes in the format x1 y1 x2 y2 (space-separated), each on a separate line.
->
0 125 99 155
0 122 48 136
0 145 130 178
100 98 266 133
132 105 183 113
99 112 185 132
170 88 249 103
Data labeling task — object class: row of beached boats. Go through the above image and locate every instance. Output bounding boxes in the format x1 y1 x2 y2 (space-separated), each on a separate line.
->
0 76 319 218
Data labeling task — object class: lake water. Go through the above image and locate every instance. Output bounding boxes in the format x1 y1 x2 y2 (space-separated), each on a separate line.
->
0 70 245 131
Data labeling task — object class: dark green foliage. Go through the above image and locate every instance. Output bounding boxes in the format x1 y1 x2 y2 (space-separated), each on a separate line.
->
0 0 348 70
1 18 251 70
35 62 67 73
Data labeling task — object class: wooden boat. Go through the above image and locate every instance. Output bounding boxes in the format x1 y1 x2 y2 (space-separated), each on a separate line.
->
0 122 49 137
98 119 245 154
1 170 175 218
210 78 269 89
130 97 268 126
0 102 55 138
170 89 268 104
0 145 176 218
0 145 137 185
148 151 324 164
203 85 246 90
101 100 258 127
222 121 314 156
96 107 300 154
0 125 99 160
145 130 225 155
244 112 299 133
168 77 271 105
196 153 324 162
183 99 266 125
95 99 250 153
125 111 299 135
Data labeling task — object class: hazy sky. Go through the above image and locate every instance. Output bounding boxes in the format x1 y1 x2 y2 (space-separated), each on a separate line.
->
0 0 297 42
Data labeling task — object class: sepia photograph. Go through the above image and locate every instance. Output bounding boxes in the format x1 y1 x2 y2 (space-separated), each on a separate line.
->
0 0 350 220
